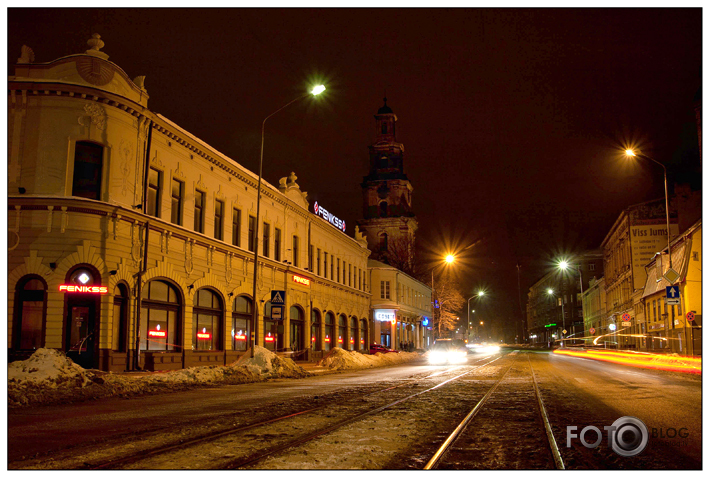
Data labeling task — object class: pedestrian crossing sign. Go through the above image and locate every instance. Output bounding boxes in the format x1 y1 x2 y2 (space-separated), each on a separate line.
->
271 290 285 304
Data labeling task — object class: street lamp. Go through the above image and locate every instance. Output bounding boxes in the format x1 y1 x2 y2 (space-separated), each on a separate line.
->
467 290 485 343
431 254 455 339
249 85 326 357
625 149 673 271
547 288 565 348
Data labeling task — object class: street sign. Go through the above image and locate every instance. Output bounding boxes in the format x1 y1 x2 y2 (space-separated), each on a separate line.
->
590 327 596 334
271 306 283 320
663 268 680 284
666 286 680 305
562 329 567 335
622 322 631 327
271 290 285 304
621 313 631 322
686 311 695 322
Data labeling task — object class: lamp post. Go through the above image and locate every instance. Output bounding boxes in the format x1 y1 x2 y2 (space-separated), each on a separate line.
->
547 288 564 348
431 254 455 339
558 260 583 345
467 290 485 343
625 149 673 271
249 85 325 358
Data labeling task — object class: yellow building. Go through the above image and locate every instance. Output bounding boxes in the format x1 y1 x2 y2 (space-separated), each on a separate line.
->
8 35 371 371
640 220 701 355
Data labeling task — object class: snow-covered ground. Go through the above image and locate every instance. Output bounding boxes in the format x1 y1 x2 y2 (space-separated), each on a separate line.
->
7 347 421 407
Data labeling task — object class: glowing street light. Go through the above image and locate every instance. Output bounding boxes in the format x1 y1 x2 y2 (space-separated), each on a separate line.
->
445 254 455 264
625 148 673 272
250 84 326 357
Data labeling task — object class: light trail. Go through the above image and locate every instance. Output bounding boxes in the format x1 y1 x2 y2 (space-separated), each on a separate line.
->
553 349 701 374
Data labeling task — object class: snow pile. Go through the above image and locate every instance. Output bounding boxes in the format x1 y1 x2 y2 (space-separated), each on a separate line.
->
7 347 306 408
8 348 94 388
317 348 420 370
235 346 309 378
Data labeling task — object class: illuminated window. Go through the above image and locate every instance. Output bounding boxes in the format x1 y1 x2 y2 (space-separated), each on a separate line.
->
194 289 223 351
381 281 390 300
232 296 252 352
141 280 181 352
113 284 129 352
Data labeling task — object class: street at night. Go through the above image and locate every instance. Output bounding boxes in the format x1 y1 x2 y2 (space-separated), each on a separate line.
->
7 349 701 470
5 6 703 472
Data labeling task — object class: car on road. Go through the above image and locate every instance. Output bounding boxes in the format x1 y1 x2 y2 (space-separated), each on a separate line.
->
428 339 468 364
369 343 400 354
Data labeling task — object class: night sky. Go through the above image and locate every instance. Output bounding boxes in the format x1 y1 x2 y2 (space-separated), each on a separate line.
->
7 8 702 337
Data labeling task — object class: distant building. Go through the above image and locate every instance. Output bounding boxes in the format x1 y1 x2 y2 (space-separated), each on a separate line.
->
581 277 607 343
8 35 371 371
357 99 418 273
368 260 433 350
600 199 679 347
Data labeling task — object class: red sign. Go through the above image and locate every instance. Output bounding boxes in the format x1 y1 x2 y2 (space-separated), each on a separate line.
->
311 336 316 342
292 275 311 286
235 334 246 340
148 330 166 338
590 327 596 335
325 336 331 343
621 313 631 322
197 332 211 340
338 336 343 344
59 284 108 294
265 336 274 342
350 338 354 344
687 311 695 322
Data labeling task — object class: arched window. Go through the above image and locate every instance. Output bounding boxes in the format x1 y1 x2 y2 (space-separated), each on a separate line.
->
338 314 347 348
13 276 47 350
141 280 181 351
360 318 368 350
232 296 252 351
113 284 129 352
349 316 358 351
311 309 322 351
72 141 104 200
290 306 305 352
325 312 335 352
379 232 388 252
194 288 223 351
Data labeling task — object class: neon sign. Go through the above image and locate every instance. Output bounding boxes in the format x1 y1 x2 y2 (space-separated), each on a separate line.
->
312 336 316 342
325 336 331 343
338 336 343 344
292 275 311 286
197 333 211 339
265 336 275 342
375 310 396 322
59 284 108 294
148 330 166 338
314 201 346 232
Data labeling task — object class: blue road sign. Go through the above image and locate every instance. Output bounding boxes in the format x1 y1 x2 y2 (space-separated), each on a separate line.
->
666 286 680 299
271 290 285 304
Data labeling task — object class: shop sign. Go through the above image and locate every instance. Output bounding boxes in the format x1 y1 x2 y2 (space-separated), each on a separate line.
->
233 330 246 340
375 309 396 322
422 317 429 327
148 330 166 338
314 201 346 232
293 275 311 286
197 328 211 339
59 284 108 294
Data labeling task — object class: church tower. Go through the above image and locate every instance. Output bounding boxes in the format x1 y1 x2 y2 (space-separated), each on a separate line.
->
357 98 418 271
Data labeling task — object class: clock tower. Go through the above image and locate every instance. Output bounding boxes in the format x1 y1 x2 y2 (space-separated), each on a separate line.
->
357 98 418 271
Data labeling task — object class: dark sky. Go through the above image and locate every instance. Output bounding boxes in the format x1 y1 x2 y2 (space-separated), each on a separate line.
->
8 8 702 336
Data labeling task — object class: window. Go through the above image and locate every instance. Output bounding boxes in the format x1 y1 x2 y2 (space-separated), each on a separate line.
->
214 200 224 240
274 228 281 262
232 208 241 247
292 235 300 267
324 312 335 352
232 296 252 351
589 263 596 271
113 284 129 352
316 248 321 276
379 231 388 251
194 289 223 351
330 255 334 279
13 276 47 350
147 167 162 217
382 123 387 134
336 258 340 282
379 202 388 218
358 269 362 290
290 306 305 352
194 190 205 233
311 310 322 351
171 179 184 225
248 216 256 252
309 245 314 272
141 280 181 351
263 223 270 258
72 141 103 200
324 252 328 279
342 260 346 283
381 281 390 299
348 264 352 287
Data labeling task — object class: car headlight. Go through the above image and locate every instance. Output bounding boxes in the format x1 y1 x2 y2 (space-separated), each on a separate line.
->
428 352 446 364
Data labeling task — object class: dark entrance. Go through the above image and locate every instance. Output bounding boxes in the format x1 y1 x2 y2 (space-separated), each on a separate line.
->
66 298 97 369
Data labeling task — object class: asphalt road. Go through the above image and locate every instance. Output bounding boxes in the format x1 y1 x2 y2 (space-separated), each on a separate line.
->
8 350 702 469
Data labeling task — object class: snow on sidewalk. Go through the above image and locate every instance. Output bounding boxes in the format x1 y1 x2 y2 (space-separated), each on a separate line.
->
316 348 420 370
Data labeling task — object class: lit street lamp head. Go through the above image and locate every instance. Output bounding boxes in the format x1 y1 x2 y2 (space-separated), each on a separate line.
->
311 85 326 96
478 290 485 297
558 260 569 270
625 149 636 157
547 288 554 295
445 254 455 264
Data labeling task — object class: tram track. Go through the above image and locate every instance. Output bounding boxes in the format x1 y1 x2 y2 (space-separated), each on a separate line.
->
10 353 502 470
424 351 566 470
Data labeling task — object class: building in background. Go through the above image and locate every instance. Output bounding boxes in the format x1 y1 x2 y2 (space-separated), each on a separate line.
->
7 35 371 371
357 99 418 274
368 260 432 350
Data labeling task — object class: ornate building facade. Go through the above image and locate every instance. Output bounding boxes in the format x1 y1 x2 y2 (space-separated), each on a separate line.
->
357 99 418 272
8 35 371 371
